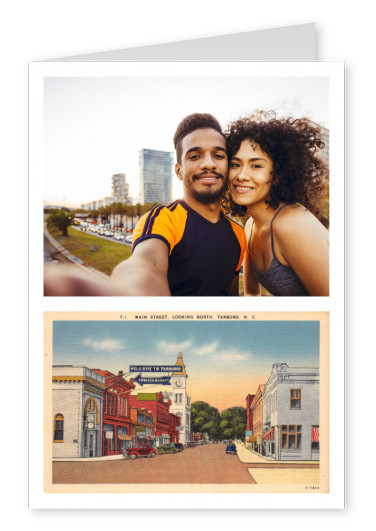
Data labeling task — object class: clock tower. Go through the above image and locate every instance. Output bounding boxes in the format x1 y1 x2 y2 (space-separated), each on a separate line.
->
170 353 191 445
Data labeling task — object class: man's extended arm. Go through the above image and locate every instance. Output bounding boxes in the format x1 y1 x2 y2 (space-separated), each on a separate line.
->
44 239 170 297
110 238 170 296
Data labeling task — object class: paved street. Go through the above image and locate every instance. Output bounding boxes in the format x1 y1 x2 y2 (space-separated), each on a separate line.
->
53 444 256 484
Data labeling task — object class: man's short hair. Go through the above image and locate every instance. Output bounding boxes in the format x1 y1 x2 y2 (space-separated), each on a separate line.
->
173 113 224 164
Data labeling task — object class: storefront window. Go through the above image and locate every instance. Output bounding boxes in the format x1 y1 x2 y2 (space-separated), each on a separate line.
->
281 425 302 450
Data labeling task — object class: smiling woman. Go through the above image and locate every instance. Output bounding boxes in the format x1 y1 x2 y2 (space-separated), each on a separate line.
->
223 116 329 297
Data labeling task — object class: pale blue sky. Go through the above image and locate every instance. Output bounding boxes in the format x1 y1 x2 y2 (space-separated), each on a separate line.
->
53 320 320 409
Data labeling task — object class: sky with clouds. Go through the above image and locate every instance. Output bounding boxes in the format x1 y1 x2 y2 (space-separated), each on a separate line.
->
52 319 320 411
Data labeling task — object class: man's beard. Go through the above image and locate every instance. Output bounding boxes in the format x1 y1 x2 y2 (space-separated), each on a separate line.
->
188 173 227 204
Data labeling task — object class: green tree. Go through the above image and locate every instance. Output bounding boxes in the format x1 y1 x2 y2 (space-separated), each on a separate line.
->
98 205 111 225
88 208 100 223
46 210 73 237
191 401 222 440
126 204 137 230
220 407 247 440
110 202 126 228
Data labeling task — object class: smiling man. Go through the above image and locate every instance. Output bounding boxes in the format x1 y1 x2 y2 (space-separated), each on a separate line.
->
44 114 246 297
110 113 246 296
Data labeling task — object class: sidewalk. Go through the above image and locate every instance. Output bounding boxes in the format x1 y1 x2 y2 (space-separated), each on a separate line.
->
44 225 109 280
235 441 320 485
236 441 319 466
53 454 125 462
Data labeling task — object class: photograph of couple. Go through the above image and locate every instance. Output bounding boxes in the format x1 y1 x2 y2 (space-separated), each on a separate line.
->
42 71 330 297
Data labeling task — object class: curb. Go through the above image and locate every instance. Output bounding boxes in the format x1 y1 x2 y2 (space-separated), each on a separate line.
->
53 455 125 462
236 444 319 467
44 225 109 280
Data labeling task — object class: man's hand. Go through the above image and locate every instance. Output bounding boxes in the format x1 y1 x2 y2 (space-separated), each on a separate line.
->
110 239 170 296
44 266 120 296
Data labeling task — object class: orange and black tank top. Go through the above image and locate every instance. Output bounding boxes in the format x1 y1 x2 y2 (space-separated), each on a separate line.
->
132 200 246 296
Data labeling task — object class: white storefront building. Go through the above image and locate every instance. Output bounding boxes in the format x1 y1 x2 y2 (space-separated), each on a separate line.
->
52 365 105 458
262 363 320 461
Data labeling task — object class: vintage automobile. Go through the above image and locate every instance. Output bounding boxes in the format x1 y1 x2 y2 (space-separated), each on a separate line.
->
156 442 184 454
225 442 237 455
124 444 157 460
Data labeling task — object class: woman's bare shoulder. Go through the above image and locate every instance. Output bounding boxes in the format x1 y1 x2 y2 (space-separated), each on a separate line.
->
274 204 328 240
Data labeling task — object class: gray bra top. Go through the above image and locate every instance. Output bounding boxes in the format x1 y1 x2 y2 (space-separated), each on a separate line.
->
249 204 309 296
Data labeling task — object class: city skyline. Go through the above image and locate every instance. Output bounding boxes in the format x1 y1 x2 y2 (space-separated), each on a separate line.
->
52 319 320 411
44 75 329 207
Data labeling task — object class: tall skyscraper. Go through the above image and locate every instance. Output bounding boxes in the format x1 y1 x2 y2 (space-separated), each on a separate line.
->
111 173 130 203
139 149 174 204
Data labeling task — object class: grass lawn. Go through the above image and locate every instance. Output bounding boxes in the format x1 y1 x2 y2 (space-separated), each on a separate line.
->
49 226 273 295
49 227 132 275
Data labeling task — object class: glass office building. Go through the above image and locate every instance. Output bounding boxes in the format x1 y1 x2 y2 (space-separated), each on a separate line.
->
139 149 174 204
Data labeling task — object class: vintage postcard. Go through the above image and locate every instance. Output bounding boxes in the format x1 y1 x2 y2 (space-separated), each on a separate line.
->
37 311 337 508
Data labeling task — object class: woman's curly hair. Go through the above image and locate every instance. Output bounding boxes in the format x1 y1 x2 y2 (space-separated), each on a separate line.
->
222 116 328 219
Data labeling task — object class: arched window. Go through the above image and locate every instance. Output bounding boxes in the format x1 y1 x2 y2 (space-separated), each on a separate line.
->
54 414 64 442
84 397 99 424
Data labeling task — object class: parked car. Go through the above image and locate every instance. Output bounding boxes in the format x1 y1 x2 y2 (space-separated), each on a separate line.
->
124 235 133 244
185 442 198 448
225 442 237 455
124 444 157 460
104 229 114 237
114 232 124 241
156 442 184 454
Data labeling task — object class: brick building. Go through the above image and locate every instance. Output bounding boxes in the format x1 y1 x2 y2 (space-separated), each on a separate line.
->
129 392 173 446
130 406 156 446
245 393 255 444
92 369 135 455
169 412 180 443
249 385 265 454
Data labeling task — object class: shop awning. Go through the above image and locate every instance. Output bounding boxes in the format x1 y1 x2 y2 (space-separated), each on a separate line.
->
263 428 275 441
247 435 257 442
312 427 319 442
146 435 153 440
118 435 132 441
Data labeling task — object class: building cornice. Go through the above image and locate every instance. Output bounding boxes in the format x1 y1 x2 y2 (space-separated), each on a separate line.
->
52 375 105 390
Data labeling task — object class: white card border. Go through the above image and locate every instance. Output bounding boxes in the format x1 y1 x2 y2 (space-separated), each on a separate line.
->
29 61 344 509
